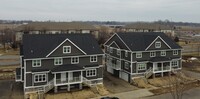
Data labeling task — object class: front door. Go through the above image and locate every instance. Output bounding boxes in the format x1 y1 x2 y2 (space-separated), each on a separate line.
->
153 63 158 71
68 72 73 81
61 73 66 82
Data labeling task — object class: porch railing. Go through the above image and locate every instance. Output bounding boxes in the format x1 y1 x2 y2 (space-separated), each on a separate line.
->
163 66 170 71
56 77 81 84
144 67 153 78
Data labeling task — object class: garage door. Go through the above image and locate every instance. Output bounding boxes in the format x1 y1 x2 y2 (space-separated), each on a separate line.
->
120 71 129 82
107 66 113 74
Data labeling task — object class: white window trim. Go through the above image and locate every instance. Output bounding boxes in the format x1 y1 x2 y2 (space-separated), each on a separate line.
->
54 58 63 65
125 62 129 69
107 46 109 52
110 47 113 53
117 49 121 56
136 52 142 58
32 59 41 67
71 57 79 64
173 50 178 55
150 51 156 57
34 74 46 83
160 51 166 56
63 46 71 54
125 50 128 57
90 55 97 62
86 69 96 77
137 63 146 70
171 61 179 67
155 41 161 48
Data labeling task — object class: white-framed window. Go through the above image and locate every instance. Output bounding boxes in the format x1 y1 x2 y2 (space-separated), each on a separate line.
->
117 49 121 56
171 61 179 67
155 41 161 48
54 58 63 65
63 46 71 54
160 51 166 56
34 74 46 83
86 69 96 77
107 46 109 52
150 51 156 57
125 62 129 69
71 57 79 64
90 55 97 62
117 60 120 65
125 51 128 57
32 60 41 67
110 47 113 53
137 63 146 70
136 52 142 58
173 50 178 55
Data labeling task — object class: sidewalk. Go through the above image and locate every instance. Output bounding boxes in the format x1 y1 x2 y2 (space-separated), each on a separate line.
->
90 89 154 99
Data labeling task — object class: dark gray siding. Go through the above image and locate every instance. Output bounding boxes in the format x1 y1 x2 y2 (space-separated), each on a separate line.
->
49 40 85 57
147 37 170 50
26 73 32 87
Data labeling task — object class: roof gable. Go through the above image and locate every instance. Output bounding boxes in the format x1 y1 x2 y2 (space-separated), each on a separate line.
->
145 36 171 50
109 41 120 49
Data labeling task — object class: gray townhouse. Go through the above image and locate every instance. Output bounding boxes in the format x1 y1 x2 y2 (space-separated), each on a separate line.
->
15 34 104 95
104 32 182 83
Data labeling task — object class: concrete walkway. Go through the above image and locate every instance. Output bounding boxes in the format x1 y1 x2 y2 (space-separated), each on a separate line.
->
90 89 154 99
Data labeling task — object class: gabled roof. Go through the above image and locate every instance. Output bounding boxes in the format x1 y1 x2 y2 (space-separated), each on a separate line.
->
105 32 182 51
22 34 103 59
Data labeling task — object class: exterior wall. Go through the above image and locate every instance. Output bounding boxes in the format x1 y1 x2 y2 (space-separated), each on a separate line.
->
147 37 170 50
83 67 103 80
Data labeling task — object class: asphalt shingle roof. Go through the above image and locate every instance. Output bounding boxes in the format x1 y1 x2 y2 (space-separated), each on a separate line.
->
109 32 181 51
22 34 103 59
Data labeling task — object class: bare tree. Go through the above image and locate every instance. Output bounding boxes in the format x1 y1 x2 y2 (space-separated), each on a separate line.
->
167 71 189 99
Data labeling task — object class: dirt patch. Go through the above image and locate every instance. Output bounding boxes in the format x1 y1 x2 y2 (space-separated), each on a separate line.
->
132 78 152 88
91 84 110 96
45 89 97 99
0 72 15 80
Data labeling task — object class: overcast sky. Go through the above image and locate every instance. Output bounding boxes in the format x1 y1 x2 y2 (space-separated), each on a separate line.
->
1 0 200 22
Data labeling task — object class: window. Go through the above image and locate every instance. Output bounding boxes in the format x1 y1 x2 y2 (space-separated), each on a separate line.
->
155 41 161 48
34 74 46 83
71 57 79 64
117 49 121 55
125 51 128 57
110 47 113 53
136 52 142 58
172 61 178 67
137 63 146 70
107 46 109 52
90 55 97 62
54 58 63 65
125 62 129 69
86 69 96 77
63 46 71 53
173 50 178 55
160 51 166 56
150 52 156 57
32 60 41 67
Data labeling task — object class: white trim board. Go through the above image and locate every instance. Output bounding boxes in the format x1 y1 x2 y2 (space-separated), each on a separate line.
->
109 41 120 49
46 38 87 57
145 36 171 51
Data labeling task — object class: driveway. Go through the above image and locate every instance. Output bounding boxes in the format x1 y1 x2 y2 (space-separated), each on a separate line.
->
0 80 23 99
103 71 138 93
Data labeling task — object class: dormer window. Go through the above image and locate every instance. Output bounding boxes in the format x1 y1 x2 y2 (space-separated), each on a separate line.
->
110 47 113 53
155 41 161 48
63 46 71 53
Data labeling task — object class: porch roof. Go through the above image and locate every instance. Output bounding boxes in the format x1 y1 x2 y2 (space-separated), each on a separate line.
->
84 64 99 68
149 57 171 62
31 69 50 73
51 64 84 73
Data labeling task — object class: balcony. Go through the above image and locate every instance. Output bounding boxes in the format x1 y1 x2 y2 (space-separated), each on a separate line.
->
107 62 121 70
56 77 82 85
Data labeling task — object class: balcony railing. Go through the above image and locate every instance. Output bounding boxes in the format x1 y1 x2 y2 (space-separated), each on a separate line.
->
107 62 121 70
56 77 81 84
163 66 170 71
154 67 162 71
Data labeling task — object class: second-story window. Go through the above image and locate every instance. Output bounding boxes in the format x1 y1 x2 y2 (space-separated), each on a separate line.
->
117 49 121 56
90 55 97 62
150 51 156 57
136 52 142 58
155 41 161 48
54 58 63 65
63 46 71 54
71 57 79 64
125 62 129 69
125 51 128 57
173 50 178 55
32 59 41 67
160 51 166 56
110 47 113 53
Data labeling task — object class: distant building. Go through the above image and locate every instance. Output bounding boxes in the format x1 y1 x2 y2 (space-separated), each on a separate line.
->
15 22 99 42
122 23 175 37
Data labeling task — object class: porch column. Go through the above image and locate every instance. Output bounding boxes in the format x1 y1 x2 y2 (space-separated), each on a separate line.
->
54 73 56 85
67 84 70 91
54 86 58 93
161 63 163 77
68 72 69 83
81 71 83 82
79 83 82 89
